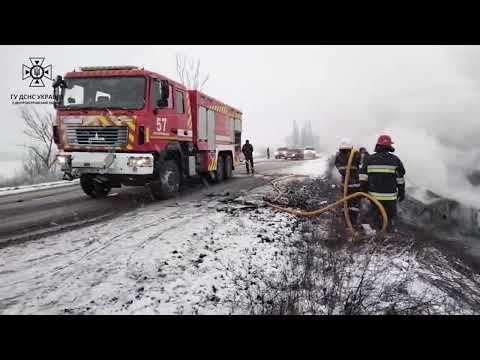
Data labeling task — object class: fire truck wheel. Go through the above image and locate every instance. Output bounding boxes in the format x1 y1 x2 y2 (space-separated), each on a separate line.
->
214 155 225 182
224 154 233 179
80 175 111 198
150 160 180 200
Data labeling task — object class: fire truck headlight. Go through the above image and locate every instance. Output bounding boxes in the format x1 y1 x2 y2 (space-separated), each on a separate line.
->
127 157 153 167
56 154 70 165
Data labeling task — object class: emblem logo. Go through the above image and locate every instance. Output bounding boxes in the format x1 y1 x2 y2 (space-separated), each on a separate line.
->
22 57 53 87
89 133 106 142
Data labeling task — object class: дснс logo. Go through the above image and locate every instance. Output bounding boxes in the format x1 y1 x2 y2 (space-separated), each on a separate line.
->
22 57 53 87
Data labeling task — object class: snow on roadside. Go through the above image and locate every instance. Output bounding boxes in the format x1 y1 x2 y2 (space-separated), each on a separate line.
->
239 176 480 314
0 155 331 314
0 184 299 314
0 179 79 197
281 156 328 177
4 155 476 314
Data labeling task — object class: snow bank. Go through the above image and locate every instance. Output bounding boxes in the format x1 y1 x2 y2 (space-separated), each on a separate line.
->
0 179 79 197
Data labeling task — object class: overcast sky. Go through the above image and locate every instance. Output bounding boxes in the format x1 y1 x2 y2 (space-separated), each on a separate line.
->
2 45 480 204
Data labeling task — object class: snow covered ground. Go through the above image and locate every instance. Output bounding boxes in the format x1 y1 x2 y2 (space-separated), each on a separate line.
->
1 154 479 314
0 179 79 197
244 176 480 314
0 159 332 315
284 156 329 177
0 184 299 314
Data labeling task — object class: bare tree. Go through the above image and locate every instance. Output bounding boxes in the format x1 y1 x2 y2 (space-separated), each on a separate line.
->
20 106 56 175
22 147 46 178
175 53 209 91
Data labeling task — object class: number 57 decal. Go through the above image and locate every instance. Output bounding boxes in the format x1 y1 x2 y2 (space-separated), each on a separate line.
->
156 117 168 133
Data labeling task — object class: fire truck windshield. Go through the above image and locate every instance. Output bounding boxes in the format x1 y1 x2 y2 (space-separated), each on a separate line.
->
62 76 146 110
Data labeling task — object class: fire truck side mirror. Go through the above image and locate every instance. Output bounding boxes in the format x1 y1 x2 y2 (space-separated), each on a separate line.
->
159 80 170 108
154 79 170 109
161 80 169 99
52 75 66 109
52 75 61 88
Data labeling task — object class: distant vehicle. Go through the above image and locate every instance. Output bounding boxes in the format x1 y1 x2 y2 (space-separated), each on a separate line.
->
285 148 304 160
303 146 317 159
274 147 289 159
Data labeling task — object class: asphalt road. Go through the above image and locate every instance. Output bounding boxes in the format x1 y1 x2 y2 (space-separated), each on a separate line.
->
0 159 306 245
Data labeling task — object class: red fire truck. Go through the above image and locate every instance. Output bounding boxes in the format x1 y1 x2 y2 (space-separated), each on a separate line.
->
52 66 243 199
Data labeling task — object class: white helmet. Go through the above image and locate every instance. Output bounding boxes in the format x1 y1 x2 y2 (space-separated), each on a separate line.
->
339 137 352 150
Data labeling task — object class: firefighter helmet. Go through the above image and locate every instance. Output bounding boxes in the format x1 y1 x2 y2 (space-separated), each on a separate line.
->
339 138 352 150
376 135 394 146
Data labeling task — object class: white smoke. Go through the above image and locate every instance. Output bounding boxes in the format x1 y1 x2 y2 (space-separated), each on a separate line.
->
311 46 480 208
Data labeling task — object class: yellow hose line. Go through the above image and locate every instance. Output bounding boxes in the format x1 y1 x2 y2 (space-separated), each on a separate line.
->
263 151 389 239
343 148 356 236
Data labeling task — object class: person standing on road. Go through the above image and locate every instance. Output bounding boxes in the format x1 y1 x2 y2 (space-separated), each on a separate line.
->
334 138 362 227
359 135 406 233
267 147 270 160
242 140 255 175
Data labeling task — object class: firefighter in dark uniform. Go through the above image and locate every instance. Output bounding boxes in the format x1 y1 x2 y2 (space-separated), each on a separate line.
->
359 147 369 169
359 135 406 233
335 138 362 226
242 140 254 175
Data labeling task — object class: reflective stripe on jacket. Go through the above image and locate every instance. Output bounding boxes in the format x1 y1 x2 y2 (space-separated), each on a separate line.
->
368 191 398 201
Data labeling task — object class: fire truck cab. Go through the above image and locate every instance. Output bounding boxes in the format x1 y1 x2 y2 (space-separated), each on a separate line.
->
52 66 242 199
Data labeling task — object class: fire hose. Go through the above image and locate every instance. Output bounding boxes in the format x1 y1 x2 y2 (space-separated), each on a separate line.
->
262 149 388 240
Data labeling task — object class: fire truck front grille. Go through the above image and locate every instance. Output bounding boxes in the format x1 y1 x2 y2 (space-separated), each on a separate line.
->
66 126 129 147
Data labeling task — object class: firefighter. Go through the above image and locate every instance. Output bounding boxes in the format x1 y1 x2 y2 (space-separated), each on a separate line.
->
359 135 406 233
359 147 369 169
334 138 362 227
242 140 254 175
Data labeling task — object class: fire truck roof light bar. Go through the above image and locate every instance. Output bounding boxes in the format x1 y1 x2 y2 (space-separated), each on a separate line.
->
79 66 140 71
